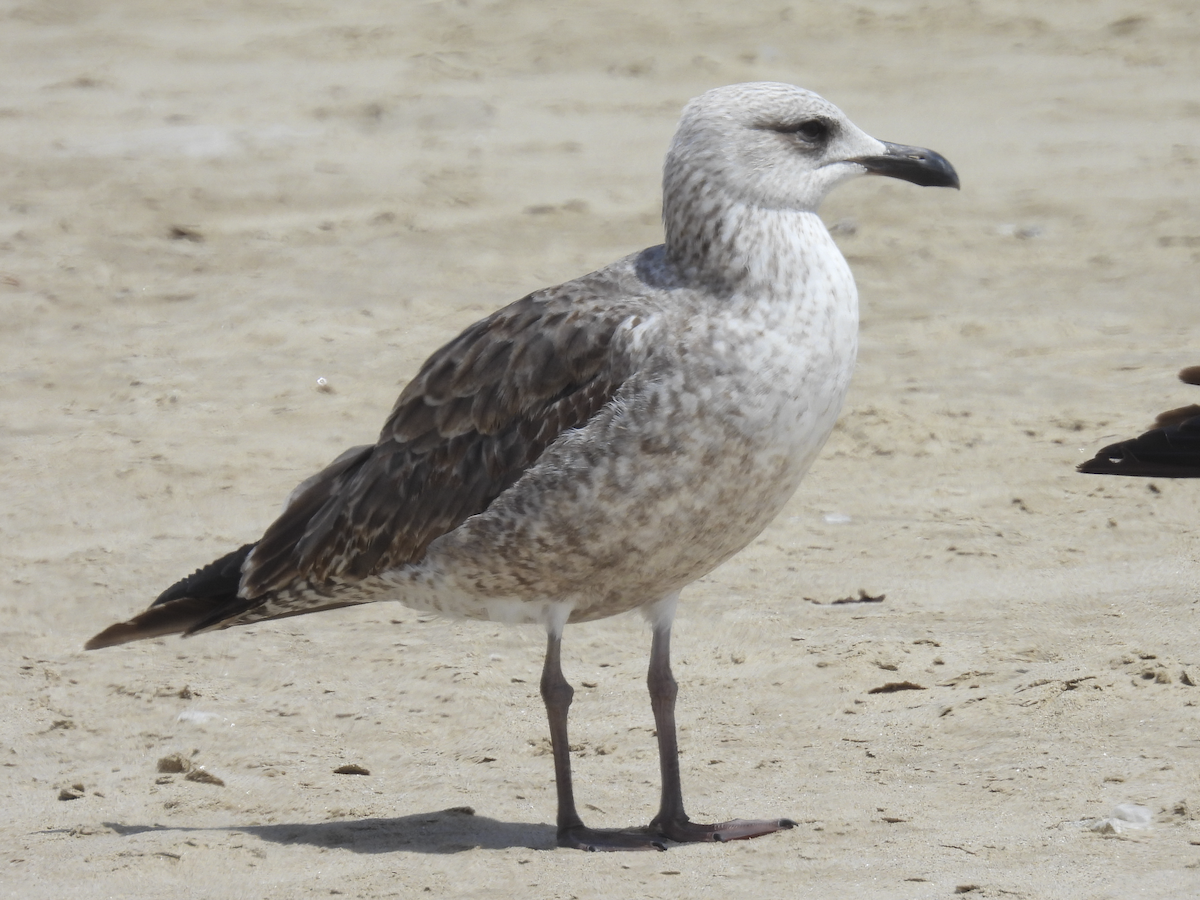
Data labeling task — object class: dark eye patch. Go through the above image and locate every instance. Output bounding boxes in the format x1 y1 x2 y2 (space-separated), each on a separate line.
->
771 118 833 144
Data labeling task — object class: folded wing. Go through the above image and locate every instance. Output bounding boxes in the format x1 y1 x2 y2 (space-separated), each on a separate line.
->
86 282 641 648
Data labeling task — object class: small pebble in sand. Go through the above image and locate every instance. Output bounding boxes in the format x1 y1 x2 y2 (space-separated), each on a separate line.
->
157 753 191 774
57 783 86 801
184 768 225 786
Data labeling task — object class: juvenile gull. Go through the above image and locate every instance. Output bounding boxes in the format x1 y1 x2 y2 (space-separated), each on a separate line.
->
1079 366 1200 477
87 83 959 851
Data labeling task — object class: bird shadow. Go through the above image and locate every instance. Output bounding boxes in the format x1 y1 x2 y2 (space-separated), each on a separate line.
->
99 807 559 854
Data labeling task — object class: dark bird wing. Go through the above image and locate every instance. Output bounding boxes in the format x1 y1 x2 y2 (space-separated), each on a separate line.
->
1078 367 1200 478
86 278 643 649
1077 412 1200 477
244 285 638 594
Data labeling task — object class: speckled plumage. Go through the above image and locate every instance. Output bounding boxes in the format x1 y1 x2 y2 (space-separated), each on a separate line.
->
88 83 958 851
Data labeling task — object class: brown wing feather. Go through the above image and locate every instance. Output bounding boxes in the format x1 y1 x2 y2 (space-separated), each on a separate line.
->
240 285 637 599
84 543 256 649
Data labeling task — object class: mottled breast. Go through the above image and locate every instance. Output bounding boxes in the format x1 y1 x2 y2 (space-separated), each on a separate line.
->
414 222 858 623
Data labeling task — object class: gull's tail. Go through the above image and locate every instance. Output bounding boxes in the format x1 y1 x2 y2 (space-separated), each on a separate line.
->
84 544 256 650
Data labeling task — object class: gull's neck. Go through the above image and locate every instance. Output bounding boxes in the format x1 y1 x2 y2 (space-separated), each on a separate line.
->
663 191 836 298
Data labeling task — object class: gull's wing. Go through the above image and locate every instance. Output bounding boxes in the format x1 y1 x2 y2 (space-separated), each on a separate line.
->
1078 366 1200 478
1077 411 1200 477
244 285 640 595
86 278 644 648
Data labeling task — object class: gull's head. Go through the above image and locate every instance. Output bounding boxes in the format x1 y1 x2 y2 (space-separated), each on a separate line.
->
664 82 959 216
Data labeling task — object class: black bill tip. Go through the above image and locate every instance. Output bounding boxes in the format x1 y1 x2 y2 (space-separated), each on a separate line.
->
852 141 960 189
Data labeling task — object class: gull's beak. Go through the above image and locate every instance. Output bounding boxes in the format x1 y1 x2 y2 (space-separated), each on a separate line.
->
852 142 960 189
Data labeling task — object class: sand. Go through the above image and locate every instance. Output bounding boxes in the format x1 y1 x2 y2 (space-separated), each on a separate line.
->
2 2 1198 898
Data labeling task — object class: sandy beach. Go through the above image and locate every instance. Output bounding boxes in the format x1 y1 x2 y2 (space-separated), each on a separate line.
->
2 2 1198 897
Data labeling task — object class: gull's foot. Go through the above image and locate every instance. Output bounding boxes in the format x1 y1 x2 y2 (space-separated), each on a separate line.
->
558 824 668 852
651 815 797 843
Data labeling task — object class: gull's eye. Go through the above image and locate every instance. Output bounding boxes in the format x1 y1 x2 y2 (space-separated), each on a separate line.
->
774 119 832 145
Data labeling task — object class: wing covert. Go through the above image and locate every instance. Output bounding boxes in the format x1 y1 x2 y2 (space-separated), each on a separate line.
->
241 287 641 597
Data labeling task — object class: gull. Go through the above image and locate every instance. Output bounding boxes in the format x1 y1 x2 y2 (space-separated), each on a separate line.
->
87 82 959 851
1078 366 1200 478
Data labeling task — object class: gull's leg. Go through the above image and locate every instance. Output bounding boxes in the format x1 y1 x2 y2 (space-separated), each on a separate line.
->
540 629 584 838
541 627 665 851
644 597 797 843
